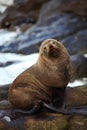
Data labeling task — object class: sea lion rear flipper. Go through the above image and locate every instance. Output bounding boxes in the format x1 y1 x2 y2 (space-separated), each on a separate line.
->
43 102 87 116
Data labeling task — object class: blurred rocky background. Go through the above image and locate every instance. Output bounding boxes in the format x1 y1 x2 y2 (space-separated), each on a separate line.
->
0 0 87 129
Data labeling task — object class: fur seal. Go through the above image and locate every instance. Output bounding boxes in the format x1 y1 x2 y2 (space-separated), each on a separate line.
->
8 39 71 114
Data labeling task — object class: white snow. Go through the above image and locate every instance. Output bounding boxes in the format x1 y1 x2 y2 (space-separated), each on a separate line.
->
84 54 87 58
0 29 18 46
0 53 39 85
68 78 87 87
3 116 11 122
0 0 13 6
0 5 7 13
0 0 13 13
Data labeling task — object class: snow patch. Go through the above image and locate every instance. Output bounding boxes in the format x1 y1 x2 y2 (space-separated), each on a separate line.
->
0 53 39 85
0 29 17 46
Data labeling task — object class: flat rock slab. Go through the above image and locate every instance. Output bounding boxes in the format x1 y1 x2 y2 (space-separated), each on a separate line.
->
0 113 87 130
0 85 87 130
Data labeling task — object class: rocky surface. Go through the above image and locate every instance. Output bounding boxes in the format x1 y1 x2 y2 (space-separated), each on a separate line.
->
70 54 87 81
0 0 49 28
0 85 87 130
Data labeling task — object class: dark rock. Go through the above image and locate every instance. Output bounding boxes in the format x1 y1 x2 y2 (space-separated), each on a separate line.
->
66 86 87 107
0 85 87 130
61 30 87 55
0 0 49 29
59 0 87 16
70 54 87 81
69 116 87 130
0 84 9 101
0 61 15 67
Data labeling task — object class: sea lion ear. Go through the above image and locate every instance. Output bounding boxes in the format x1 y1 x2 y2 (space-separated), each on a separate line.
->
56 41 61 44
39 46 41 53
39 42 42 52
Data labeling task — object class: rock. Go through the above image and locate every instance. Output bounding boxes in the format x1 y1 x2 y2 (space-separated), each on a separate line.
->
0 84 9 101
0 0 49 29
0 61 15 67
0 85 87 130
61 30 87 55
0 0 87 55
59 0 87 16
69 116 87 130
66 86 87 107
0 114 87 130
70 54 87 81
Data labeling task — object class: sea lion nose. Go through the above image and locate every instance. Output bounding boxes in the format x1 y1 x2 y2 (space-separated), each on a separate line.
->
49 44 53 49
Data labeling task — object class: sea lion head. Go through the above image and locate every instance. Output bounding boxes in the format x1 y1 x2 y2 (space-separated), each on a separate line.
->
39 39 66 59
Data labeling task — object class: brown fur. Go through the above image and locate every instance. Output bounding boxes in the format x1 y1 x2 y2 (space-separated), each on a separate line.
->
8 39 71 109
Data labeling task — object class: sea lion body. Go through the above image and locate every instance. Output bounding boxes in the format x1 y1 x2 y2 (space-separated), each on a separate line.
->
8 39 71 109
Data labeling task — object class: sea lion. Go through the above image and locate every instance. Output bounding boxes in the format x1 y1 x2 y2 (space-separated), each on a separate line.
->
8 39 71 114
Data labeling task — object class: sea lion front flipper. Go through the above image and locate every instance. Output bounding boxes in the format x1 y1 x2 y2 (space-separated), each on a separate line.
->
12 101 43 115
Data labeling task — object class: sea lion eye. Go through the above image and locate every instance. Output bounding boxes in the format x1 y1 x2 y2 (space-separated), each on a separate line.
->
50 41 55 45
52 41 56 44
44 47 46 50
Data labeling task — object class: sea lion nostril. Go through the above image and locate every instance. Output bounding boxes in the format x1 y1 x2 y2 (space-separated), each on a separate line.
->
49 44 53 49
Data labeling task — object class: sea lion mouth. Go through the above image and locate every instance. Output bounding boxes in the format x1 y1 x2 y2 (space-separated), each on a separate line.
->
49 46 59 57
